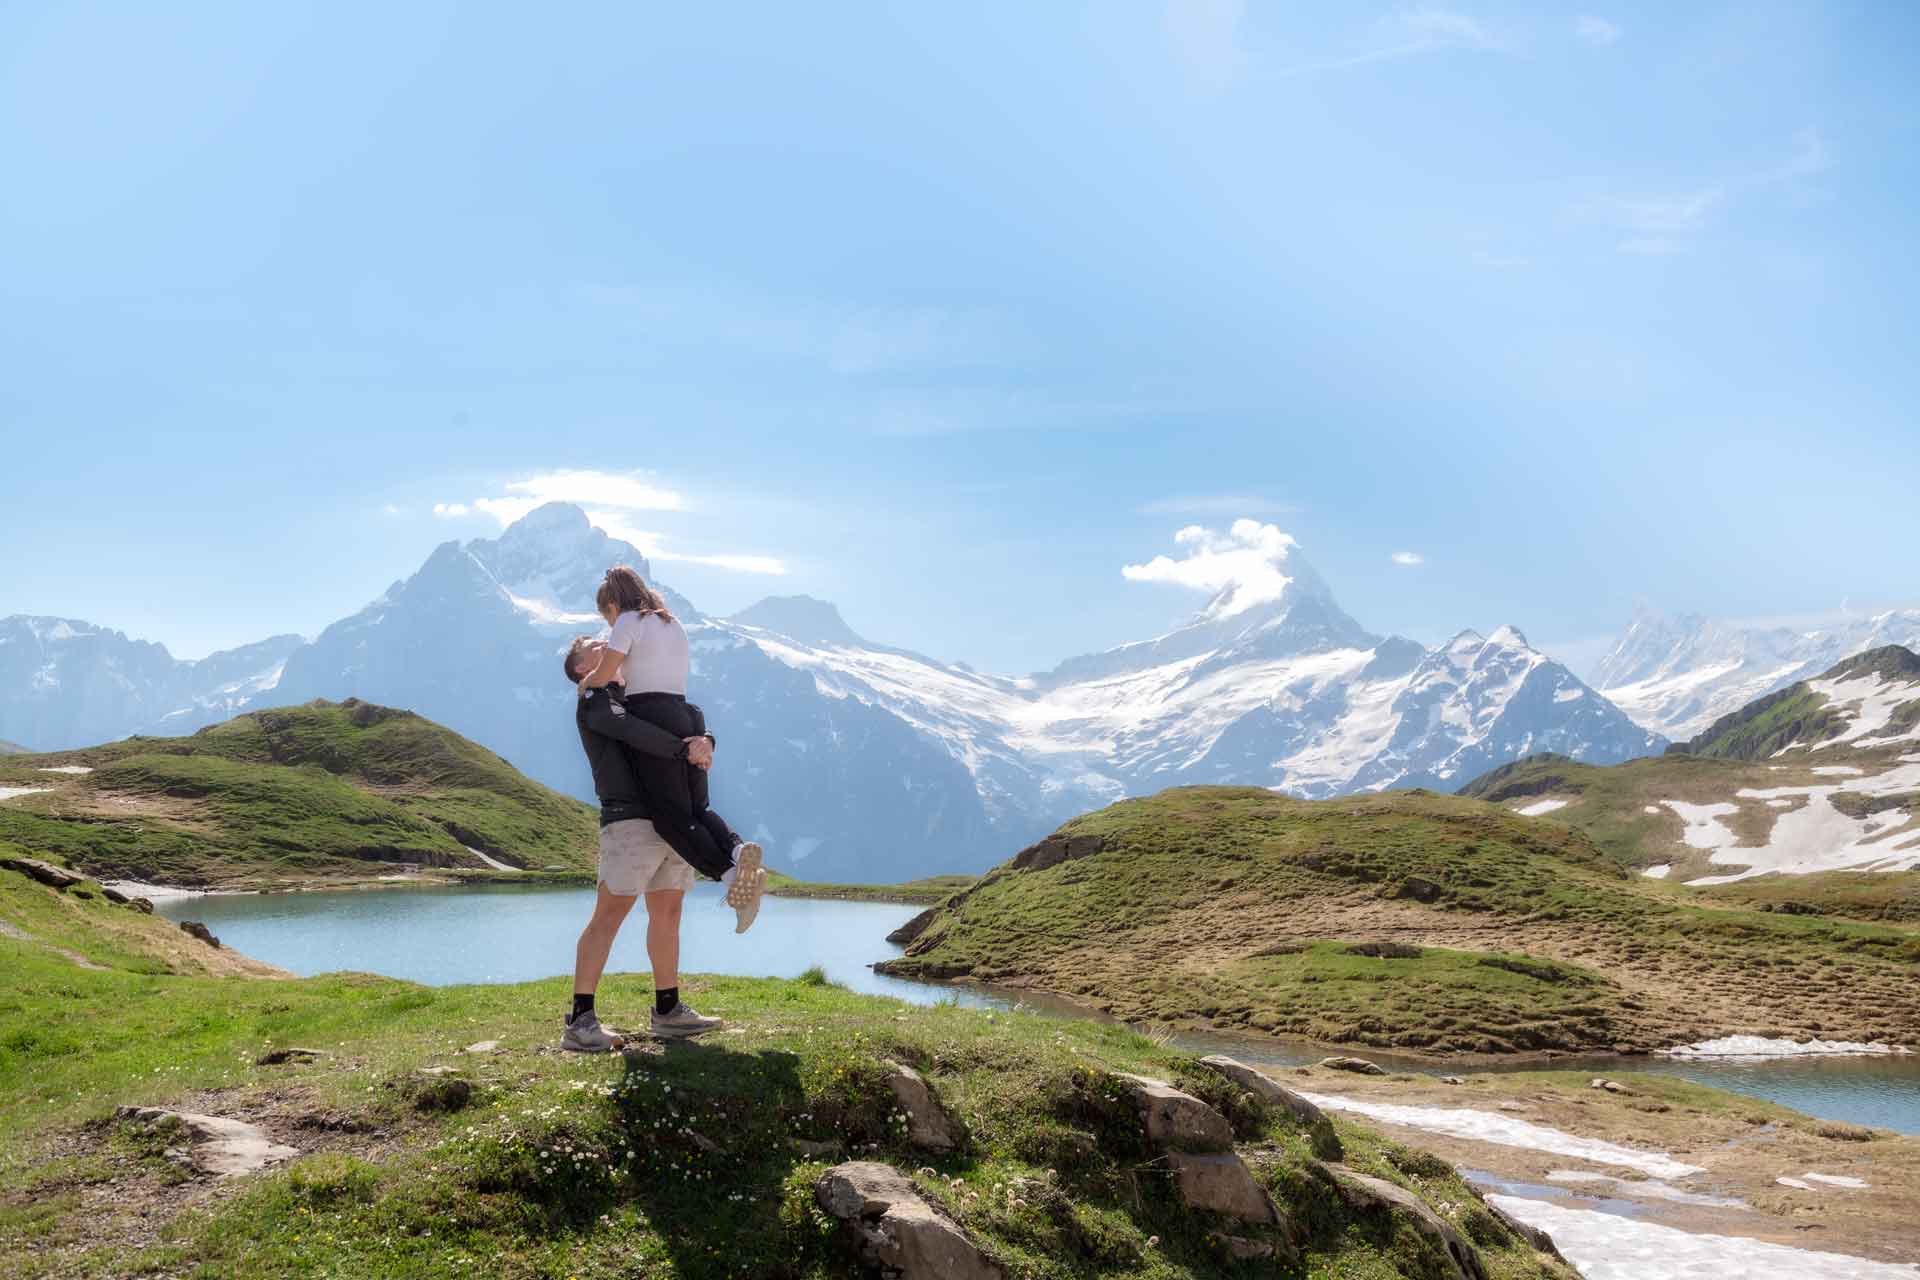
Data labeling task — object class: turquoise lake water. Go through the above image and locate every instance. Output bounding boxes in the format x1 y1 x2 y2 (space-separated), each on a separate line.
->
159 883 1920 1134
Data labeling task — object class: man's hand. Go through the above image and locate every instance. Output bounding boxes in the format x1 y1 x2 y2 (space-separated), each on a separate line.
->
684 736 714 770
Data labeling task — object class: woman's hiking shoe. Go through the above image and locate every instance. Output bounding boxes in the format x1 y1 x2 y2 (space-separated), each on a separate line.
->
727 843 766 935
561 1010 622 1053
650 1002 723 1039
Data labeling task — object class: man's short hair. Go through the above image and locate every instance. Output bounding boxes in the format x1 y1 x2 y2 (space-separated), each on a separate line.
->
563 635 596 686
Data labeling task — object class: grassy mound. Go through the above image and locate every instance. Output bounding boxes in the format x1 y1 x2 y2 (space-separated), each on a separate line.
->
879 787 1920 1054
0 700 596 887
764 872 974 905
0 871 1571 1280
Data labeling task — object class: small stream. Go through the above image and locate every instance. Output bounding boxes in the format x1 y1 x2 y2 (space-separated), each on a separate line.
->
160 882 1920 1134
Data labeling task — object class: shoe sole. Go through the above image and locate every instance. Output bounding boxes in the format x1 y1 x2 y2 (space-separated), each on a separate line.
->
733 868 766 934
726 843 764 906
649 1021 722 1040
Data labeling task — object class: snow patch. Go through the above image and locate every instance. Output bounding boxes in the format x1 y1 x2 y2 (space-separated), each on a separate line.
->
1642 805 1661 815
1811 765 1864 777
1802 1172 1871 1189
1776 1177 1815 1190
1659 1036 1910 1059
36 766 93 775
1517 798 1569 816
462 846 521 873
1486 1195 1920 1280
1641 864 1672 879
0 786 51 802
1297 1092 1702 1179
1683 761 1920 883
1805 670 1920 751
1661 800 1740 850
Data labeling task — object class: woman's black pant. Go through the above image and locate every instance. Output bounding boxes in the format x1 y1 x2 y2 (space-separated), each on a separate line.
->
624 692 739 882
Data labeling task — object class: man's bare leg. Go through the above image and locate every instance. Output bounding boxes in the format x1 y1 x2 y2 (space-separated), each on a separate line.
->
643 888 684 991
562 884 639 1052
644 888 722 1037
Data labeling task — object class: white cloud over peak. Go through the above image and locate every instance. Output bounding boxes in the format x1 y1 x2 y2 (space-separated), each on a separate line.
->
439 469 786 576
1392 551 1426 566
1574 15 1621 45
1122 520 1299 619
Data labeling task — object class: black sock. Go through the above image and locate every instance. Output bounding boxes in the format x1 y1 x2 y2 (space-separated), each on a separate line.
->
655 987 678 1016
571 993 595 1023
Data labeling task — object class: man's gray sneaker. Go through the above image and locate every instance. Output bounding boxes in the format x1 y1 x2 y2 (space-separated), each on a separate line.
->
650 1002 723 1039
561 1010 622 1053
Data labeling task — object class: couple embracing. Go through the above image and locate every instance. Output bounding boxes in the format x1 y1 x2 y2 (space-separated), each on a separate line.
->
559 565 767 1053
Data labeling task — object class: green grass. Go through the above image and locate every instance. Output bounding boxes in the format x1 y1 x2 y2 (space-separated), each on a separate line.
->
764 872 974 905
0 872 1571 1280
0 701 597 888
880 786 1920 1054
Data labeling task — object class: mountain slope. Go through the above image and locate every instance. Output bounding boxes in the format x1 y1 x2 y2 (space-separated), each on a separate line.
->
5 505 1664 883
0 699 596 887
878 786 1920 1053
1460 647 1920 899
1594 605 1920 739
0 616 302 751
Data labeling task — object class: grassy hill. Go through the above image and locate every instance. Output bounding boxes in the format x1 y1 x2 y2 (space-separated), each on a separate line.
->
878 786 1920 1055
0 700 597 888
0 863 1575 1280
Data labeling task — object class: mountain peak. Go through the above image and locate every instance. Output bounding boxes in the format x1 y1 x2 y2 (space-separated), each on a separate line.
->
1487 624 1531 650
729 596 863 647
500 501 593 542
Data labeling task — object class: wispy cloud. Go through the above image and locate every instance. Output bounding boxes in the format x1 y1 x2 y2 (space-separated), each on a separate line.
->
1165 0 1246 88
1574 15 1621 46
1391 551 1425 566
1122 520 1301 620
1586 129 1828 255
1280 8 1512 78
439 469 786 576
1139 494 1299 517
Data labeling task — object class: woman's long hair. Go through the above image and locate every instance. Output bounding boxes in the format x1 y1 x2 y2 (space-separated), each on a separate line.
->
595 565 675 622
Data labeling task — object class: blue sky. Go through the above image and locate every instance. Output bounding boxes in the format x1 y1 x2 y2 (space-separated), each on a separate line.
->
3 2 1915 676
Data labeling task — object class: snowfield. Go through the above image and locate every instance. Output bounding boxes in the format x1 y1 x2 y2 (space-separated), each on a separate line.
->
0 786 50 802
1673 760 1920 883
1296 1092 1702 1179
1659 1036 1910 1059
1517 798 1570 816
1486 1195 1920 1280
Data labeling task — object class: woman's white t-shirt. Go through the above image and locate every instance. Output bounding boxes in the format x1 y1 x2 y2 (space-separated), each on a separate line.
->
606 611 690 695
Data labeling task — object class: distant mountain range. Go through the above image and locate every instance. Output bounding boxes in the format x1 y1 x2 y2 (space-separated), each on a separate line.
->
1592 605 1920 740
5 504 1665 879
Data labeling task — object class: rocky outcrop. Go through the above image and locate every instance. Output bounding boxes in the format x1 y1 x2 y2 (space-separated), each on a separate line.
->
1116 1073 1235 1150
883 1061 958 1152
1318 1056 1385 1075
1314 1162 1486 1280
1009 833 1104 873
0 855 83 890
815 1161 1003 1279
115 1106 296 1177
885 908 939 946
1167 1152 1280 1224
1199 1054 1343 1159
178 921 221 948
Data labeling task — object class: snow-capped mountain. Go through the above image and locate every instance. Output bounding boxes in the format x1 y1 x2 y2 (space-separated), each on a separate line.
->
0 616 302 750
3 504 1665 880
1593 605 1920 740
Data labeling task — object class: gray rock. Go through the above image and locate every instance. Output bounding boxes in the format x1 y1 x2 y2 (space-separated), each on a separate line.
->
1 855 84 890
1115 1073 1233 1151
1441 1075 1466 1085
1009 834 1104 873
463 1040 502 1055
1214 1233 1277 1260
884 1061 958 1152
115 1106 296 1177
1166 1152 1279 1224
815 1162 1003 1280
1318 1056 1386 1075
1198 1056 1328 1127
1315 1162 1486 1280
178 920 221 948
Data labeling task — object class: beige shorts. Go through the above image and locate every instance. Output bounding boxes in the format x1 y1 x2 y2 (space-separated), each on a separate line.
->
598 820 696 897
